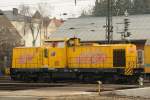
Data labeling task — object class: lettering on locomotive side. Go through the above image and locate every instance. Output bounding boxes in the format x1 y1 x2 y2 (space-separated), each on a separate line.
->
18 54 35 64
17 49 39 64
76 51 107 64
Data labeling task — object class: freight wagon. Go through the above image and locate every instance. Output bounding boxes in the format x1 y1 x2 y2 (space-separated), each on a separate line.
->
10 38 144 82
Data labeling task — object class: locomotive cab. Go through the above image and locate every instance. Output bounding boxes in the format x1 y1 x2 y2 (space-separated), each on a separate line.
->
66 38 80 47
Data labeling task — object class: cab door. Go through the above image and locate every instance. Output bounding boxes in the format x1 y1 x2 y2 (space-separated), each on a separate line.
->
48 48 67 68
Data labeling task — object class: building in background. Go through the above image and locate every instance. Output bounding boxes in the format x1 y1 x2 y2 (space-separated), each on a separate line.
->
0 10 21 68
50 15 150 50
3 8 64 47
48 17 64 36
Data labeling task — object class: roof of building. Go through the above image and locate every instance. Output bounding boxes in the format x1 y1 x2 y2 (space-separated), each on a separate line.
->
0 10 21 44
3 8 32 22
3 10 25 21
51 17 64 27
49 15 150 42
32 11 42 19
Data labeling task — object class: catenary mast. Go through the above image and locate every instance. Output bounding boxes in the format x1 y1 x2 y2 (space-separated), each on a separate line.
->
106 0 113 43
74 0 113 43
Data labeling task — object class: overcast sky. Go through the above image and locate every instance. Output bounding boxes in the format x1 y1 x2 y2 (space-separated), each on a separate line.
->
0 0 96 18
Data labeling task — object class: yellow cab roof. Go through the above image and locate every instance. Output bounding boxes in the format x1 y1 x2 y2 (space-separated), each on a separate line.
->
44 38 69 42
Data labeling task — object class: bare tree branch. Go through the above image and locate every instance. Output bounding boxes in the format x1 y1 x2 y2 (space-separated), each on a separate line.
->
19 3 52 46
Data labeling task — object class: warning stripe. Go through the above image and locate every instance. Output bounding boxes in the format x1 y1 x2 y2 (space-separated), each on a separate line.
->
125 68 133 75
125 61 135 75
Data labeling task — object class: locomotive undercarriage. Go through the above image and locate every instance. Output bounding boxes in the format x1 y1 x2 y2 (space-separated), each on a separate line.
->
10 68 143 84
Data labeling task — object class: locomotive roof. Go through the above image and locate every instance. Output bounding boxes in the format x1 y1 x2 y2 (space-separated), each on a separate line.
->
85 43 135 47
44 38 69 42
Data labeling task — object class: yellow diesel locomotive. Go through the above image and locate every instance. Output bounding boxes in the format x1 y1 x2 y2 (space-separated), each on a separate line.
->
10 38 144 82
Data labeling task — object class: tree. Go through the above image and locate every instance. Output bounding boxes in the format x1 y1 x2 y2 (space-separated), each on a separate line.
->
80 8 93 17
19 5 40 46
20 5 41 46
114 0 132 16
132 0 150 14
19 4 51 46
92 0 150 16
19 5 29 37
37 3 53 17
92 0 108 16
36 3 52 40
92 0 118 16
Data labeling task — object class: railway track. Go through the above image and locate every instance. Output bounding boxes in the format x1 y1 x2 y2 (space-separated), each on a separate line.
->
0 83 70 90
0 82 139 92
0 76 68 90
0 76 149 92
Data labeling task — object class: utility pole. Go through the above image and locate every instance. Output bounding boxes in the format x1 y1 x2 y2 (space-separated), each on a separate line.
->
74 0 113 43
75 0 77 6
117 10 131 42
106 0 113 43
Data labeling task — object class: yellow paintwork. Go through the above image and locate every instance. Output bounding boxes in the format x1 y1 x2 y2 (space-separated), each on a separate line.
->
68 44 137 75
5 68 10 75
46 47 67 68
144 67 150 73
12 47 67 69
68 46 112 68
144 46 150 73
12 47 44 68
12 38 137 75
